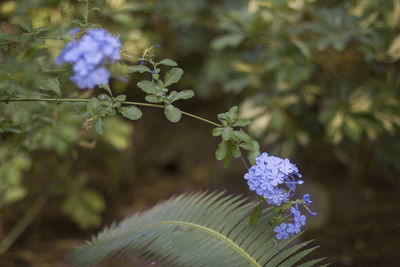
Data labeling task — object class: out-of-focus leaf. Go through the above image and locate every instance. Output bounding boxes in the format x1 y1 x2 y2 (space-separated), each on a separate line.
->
37 78 61 96
211 33 243 50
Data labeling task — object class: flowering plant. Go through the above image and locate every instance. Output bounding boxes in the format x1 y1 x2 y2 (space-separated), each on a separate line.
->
0 1 324 265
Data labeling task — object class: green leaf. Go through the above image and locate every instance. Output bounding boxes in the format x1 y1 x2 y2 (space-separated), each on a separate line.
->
164 104 182 123
249 203 262 226
232 146 241 159
19 22 31 32
137 80 156 94
223 141 233 168
37 78 61 96
217 113 228 122
212 127 223 137
247 149 260 165
233 130 252 143
222 127 233 141
99 84 112 96
164 67 184 87
115 95 126 102
228 106 239 121
239 140 259 151
158 58 178 66
145 95 164 103
171 90 195 102
119 106 142 121
88 97 101 114
127 65 152 74
62 189 105 229
69 191 323 266
215 140 228 160
211 33 244 50
94 118 104 135
232 119 252 127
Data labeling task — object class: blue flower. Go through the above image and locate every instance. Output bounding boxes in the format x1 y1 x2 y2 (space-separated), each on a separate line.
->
303 194 312 205
291 206 300 217
293 211 306 226
274 223 289 240
152 70 157 74
56 28 121 89
69 28 80 37
243 152 301 206
287 223 301 235
266 188 289 206
70 66 110 89
244 152 316 239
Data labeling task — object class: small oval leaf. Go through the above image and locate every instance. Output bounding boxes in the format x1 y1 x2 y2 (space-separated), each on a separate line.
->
145 95 164 103
171 90 195 102
164 68 184 87
127 65 152 73
233 130 252 143
119 106 142 121
94 117 104 135
137 80 156 94
164 104 182 123
222 127 233 141
158 58 178 66
215 141 228 160
37 78 61 96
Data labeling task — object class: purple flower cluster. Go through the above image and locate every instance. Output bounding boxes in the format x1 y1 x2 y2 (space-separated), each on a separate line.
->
56 28 121 89
273 200 314 240
244 152 316 240
244 152 303 206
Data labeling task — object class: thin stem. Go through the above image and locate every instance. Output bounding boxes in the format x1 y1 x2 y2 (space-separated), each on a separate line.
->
181 111 221 127
0 197 47 255
83 0 89 26
1 98 221 127
240 155 249 170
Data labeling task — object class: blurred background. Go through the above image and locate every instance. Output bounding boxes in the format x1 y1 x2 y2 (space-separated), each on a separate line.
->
0 0 400 266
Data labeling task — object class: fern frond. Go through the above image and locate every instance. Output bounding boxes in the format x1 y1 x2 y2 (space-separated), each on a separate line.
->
69 191 323 266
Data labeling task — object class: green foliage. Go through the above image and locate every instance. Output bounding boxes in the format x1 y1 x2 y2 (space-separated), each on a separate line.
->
69 191 324 266
119 106 142 121
138 0 400 180
214 106 260 166
62 175 106 229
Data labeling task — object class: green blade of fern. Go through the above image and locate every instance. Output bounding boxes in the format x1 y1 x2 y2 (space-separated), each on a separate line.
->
297 257 327 267
279 246 320 266
266 240 313 266
69 191 322 267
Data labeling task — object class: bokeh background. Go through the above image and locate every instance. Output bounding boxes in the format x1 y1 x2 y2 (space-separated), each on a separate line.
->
1 0 400 266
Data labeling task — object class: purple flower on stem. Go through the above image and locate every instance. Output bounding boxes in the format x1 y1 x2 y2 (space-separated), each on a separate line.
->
56 28 121 89
303 194 312 205
294 211 306 226
243 152 302 206
287 223 301 235
243 152 316 241
274 223 289 240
